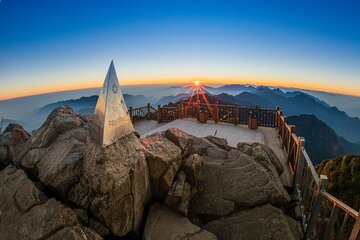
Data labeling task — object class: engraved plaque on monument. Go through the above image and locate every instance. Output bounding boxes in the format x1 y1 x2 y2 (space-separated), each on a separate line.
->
93 60 134 147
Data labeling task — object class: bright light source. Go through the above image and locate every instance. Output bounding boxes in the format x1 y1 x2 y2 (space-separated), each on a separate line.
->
194 81 200 86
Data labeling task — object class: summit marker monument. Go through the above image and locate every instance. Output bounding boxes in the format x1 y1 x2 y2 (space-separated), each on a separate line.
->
93 61 134 147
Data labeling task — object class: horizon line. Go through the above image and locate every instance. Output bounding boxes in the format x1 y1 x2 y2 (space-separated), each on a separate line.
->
1 82 360 101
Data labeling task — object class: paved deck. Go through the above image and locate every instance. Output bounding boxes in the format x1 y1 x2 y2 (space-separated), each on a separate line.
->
134 119 293 187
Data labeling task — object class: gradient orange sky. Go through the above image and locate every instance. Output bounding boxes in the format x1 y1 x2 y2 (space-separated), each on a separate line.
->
1 74 359 101
1 1 360 100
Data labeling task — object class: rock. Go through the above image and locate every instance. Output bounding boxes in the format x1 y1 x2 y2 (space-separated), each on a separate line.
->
14 106 89 199
204 204 302 240
205 146 228 159
236 142 253 155
187 135 214 156
164 171 191 216
69 133 151 237
182 154 203 185
165 128 189 151
27 106 87 149
143 202 217 240
35 137 85 199
73 208 89 225
47 226 102 240
14 178 47 211
227 148 243 160
237 142 284 175
206 135 228 150
142 133 181 198
0 123 30 170
252 143 284 175
89 218 110 236
0 166 101 240
13 106 151 237
191 153 290 217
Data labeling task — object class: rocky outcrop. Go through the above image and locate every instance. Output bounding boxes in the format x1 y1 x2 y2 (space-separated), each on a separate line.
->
237 142 284 175
191 149 290 217
164 171 191 216
143 202 217 240
0 123 30 170
67 131 151 237
13 106 151 237
203 204 302 240
206 135 229 150
165 128 189 152
142 132 182 199
0 165 101 240
181 153 203 186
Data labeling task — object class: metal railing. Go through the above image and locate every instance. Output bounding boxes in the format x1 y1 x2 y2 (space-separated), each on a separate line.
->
129 103 157 122
159 101 277 126
131 102 360 240
276 110 360 240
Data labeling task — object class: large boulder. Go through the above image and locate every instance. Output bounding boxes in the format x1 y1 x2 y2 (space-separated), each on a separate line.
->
191 150 291 217
13 106 151 237
0 165 101 240
0 123 30 170
237 142 284 175
187 135 214 156
68 132 151 237
181 153 203 186
204 204 302 240
164 171 191 216
143 202 217 240
15 106 89 195
142 133 182 198
206 135 229 150
165 128 189 152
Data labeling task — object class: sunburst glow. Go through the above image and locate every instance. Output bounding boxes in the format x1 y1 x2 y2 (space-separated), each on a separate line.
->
194 80 200 87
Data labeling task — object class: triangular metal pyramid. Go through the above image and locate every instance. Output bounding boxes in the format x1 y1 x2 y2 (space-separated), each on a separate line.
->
93 61 134 147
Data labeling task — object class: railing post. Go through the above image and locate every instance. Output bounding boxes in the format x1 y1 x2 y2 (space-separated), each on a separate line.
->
196 100 200 121
278 111 283 134
180 100 184 119
275 106 280 128
322 204 340 240
214 106 219 124
157 105 161 123
287 125 296 153
304 175 328 240
281 116 288 145
234 104 238 125
129 107 133 123
350 211 360 240
147 103 151 120
294 137 305 193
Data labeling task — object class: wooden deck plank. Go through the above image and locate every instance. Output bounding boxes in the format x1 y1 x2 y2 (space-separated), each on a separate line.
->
135 119 293 187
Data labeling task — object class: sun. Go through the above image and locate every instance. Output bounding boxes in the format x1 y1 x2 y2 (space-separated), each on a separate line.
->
194 80 200 87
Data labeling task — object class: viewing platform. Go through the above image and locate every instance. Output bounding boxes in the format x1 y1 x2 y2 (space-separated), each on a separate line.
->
130 101 360 240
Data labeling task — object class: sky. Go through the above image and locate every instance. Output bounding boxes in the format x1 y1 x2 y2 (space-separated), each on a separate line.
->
0 0 359 100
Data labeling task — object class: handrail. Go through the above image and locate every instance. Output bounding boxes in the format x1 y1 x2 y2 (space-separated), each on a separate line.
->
128 103 158 122
276 107 360 240
302 148 320 185
321 191 358 219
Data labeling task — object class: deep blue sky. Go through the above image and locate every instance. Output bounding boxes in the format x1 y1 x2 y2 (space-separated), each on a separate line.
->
0 0 359 99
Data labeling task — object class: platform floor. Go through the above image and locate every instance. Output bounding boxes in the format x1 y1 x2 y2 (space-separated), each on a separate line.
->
134 119 292 187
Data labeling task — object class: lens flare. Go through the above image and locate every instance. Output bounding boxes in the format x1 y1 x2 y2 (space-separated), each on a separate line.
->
194 80 200 86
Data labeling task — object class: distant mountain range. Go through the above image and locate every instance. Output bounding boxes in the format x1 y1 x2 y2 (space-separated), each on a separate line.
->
1 83 359 152
177 86 360 144
287 115 360 164
16 94 150 131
